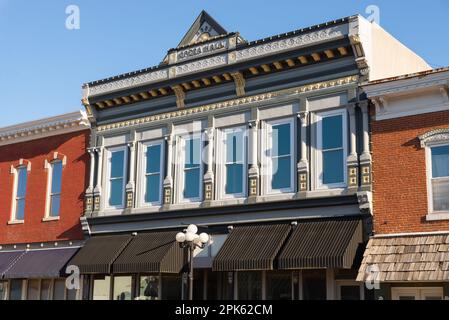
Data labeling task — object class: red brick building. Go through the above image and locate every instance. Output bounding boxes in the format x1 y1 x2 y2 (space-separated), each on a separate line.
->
358 68 449 300
0 111 90 300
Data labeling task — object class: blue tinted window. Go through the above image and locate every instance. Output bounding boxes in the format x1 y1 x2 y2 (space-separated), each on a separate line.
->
322 115 343 150
272 123 291 157
185 138 200 168
50 195 61 217
272 157 291 189
184 168 200 199
145 174 160 203
431 146 449 178
226 164 243 194
17 167 28 198
16 199 25 220
146 145 161 174
109 150 125 207
51 161 63 194
323 149 344 184
110 151 125 178
226 131 243 163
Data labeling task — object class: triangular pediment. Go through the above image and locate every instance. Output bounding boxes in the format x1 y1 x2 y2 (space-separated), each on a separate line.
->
176 10 228 47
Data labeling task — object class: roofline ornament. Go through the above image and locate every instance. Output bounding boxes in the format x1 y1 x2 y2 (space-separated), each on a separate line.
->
418 128 449 148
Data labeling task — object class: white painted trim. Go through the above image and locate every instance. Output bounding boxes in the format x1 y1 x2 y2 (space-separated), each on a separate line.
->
136 139 165 208
391 287 443 300
103 146 128 210
425 141 449 216
175 133 204 204
314 108 348 190
9 165 29 223
372 230 449 238
0 111 89 146
44 159 65 220
261 117 296 195
216 126 248 200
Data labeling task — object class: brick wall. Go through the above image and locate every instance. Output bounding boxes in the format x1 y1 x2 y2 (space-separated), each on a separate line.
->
0 130 89 244
372 110 449 234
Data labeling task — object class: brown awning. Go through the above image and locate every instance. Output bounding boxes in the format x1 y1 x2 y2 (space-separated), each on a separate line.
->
357 233 449 282
278 217 363 269
68 234 132 274
112 231 184 274
213 224 291 271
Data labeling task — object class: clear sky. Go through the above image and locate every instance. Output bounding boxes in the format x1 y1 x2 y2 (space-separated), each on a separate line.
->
0 0 448 127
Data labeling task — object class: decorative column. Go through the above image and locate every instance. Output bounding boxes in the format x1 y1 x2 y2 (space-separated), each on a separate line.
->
248 119 259 203
347 104 359 192
125 139 136 211
297 111 309 198
163 133 174 208
84 148 96 215
359 101 372 191
203 127 215 204
93 147 103 214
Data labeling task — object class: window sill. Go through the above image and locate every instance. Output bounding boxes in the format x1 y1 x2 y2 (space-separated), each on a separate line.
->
42 216 60 222
7 220 24 225
426 212 449 221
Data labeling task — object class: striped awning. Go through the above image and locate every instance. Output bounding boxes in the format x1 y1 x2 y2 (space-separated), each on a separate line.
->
213 224 291 271
0 251 25 279
3 248 79 279
112 231 184 274
278 217 363 269
68 234 133 274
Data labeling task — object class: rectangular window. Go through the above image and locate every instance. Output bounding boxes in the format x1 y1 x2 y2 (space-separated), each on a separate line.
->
0 281 8 300
141 141 164 206
429 145 449 212
107 148 127 209
53 279 66 300
238 272 262 300
9 280 23 300
316 110 347 189
93 276 111 300
27 279 40 300
139 275 159 300
219 127 247 198
179 135 202 202
14 166 28 220
49 160 63 217
113 276 133 300
266 271 292 300
265 119 294 193
40 279 52 300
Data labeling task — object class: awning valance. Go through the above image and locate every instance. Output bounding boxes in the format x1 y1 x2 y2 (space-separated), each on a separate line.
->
112 231 184 274
357 233 449 282
68 234 132 274
213 224 291 271
278 218 363 269
0 251 25 279
3 248 79 279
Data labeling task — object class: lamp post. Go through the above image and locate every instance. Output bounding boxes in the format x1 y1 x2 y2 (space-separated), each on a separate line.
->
176 224 209 300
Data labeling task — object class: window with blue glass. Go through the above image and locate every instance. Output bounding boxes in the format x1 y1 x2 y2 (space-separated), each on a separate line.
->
49 160 63 217
267 119 294 193
222 127 246 198
430 144 449 212
108 148 127 208
14 166 28 220
143 142 163 205
182 136 202 201
317 110 347 188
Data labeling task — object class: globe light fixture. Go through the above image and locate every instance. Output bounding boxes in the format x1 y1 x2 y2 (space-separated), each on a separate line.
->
175 224 209 300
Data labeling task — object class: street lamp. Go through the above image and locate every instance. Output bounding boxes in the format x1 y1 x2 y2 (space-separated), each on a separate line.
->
176 224 209 300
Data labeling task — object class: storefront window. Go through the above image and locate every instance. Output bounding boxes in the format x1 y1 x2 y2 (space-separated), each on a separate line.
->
0 281 8 300
238 272 262 300
27 279 40 300
113 276 133 300
266 271 291 300
139 275 159 300
67 288 78 300
93 276 111 300
53 279 66 300
302 270 326 300
40 279 52 300
161 275 182 300
9 280 23 300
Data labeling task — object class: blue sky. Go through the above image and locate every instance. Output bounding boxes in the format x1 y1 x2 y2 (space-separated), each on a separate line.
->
0 0 448 127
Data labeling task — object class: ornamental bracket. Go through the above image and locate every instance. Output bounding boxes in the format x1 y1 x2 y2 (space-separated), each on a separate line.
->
172 85 186 109
230 71 246 97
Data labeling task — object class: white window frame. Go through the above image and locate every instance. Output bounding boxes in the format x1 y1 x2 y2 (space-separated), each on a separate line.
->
44 159 64 220
314 109 348 190
262 117 295 195
137 139 165 207
104 146 128 210
391 287 443 300
10 165 30 223
216 126 248 199
425 141 449 215
175 133 203 203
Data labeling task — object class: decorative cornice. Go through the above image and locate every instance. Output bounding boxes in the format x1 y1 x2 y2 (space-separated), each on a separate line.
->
96 75 358 133
0 111 90 146
173 54 227 77
418 128 449 148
